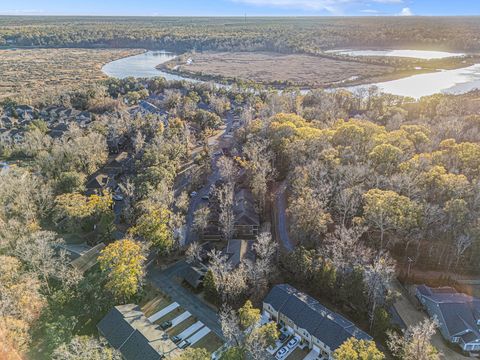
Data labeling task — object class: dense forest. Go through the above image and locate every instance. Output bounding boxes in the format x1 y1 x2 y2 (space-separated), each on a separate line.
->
1 16 480 53
2 69 480 358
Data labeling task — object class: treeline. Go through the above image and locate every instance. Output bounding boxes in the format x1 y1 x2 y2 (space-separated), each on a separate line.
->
1 16 480 53
238 88 480 274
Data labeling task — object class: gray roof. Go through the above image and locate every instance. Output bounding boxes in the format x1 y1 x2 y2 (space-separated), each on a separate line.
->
417 285 480 343
97 304 174 359
120 330 163 360
264 284 371 350
181 264 207 289
234 188 260 226
97 305 139 349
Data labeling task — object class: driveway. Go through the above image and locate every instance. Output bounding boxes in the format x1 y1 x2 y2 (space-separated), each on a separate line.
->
148 261 224 340
391 280 469 360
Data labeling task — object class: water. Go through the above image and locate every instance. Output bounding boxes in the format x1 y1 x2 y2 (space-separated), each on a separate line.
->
353 63 480 99
103 50 480 99
102 50 198 82
326 49 465 60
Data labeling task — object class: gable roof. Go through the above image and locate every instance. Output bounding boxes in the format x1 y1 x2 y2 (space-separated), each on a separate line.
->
264 284 371 350
234 188 259 226
181 264 207 289
417 285 480 343
97 305 139 349
97 304 176 359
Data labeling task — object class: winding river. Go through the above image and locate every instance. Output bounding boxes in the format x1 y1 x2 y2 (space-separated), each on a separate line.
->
102 50 480 99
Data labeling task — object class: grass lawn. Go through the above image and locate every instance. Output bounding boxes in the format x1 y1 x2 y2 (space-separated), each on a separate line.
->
140 286 172 318
193 332 224 353
286 347 309 360
167 316 197 337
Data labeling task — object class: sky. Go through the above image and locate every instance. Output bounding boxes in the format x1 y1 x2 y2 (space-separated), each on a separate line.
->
0 0 479 17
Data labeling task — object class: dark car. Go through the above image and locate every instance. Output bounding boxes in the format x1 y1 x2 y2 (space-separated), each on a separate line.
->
160 321 172 330
201 195 210 201
171 335 182 344
279 333 288 342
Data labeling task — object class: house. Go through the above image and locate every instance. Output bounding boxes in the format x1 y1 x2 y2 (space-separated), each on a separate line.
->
49 122 70 139
85 173 117 195
233 188 260 239
181 263 208 289
416 285 480 353
225 239 255 268
98 304 179 360
56 242 106 273
104 152 133 176
263 284 372 359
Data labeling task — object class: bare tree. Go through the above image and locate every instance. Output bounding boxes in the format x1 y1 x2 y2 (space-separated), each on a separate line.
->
364 253 395 330
185 242 202 264
219 306 243 347
208 249 248 304
14 231 81 292
388 319 440 360
454 233 472 268
323 225 372 273
217 156 238 186
216 184 235 241
193 206 210 235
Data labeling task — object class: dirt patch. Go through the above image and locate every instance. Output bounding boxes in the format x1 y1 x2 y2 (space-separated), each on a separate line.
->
162 51 395 88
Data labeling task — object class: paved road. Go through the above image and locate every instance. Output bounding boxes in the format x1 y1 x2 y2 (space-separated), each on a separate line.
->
391 280 469 360
273 181 294 253
183 111 234 246
148 261 224 340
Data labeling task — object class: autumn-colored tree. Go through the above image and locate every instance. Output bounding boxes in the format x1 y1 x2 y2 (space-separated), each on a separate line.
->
174 347 210 360
362 189 421 249
334 338 385 360
130 207 174 253
238 300 260 330
98 239 145 301
54 191 114 237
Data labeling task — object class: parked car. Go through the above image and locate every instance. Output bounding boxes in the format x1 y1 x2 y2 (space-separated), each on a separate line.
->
171 335 182 343
112 194 124 201
279 333 288 342
275 347 289 360
190 191 198 197
178 340 191 349
287 337 299 349
160 321 172 330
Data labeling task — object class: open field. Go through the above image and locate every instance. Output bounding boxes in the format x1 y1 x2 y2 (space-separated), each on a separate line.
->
162 51 480 89
0 48 142 101
162 51 398 88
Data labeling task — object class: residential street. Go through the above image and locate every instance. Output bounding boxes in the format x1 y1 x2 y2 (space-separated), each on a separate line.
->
273 181 294 252
148 261 224 340
183 111 234 246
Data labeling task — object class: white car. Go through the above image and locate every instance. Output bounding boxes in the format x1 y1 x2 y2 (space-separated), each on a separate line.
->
287 337 299 349
190 191 198 197
275 346 289 360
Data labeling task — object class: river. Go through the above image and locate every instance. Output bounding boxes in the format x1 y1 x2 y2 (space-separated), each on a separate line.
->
102 50 480 99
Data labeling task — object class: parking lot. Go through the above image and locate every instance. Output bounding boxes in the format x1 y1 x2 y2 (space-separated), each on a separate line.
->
141 294 224 355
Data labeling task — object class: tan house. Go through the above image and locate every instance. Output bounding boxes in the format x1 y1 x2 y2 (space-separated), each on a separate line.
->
263 284 372 360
